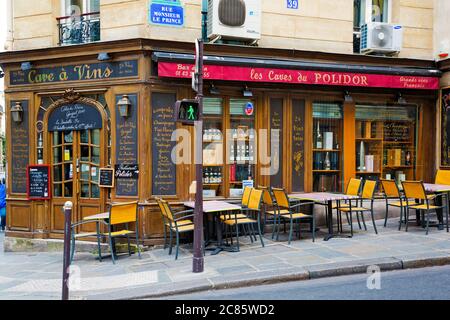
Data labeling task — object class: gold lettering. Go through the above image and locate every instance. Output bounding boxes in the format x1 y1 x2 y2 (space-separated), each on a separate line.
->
59 69 68 81
28 70 36 83
103 67 113 78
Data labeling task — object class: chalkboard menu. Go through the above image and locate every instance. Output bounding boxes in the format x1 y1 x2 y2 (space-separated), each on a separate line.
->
270 99 283 188
115 94 139 196
384 122 411 142
292 100 305 192
442 88 450 166
152 93 177 196
48 103 103 132
99 168 115 188
27 165 51 200
11 100 30 194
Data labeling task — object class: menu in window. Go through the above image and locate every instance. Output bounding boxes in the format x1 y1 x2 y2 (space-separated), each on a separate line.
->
270 99 283 188
11 101 30 194
115 94 138 196
152 93 177 196
292 100 305 192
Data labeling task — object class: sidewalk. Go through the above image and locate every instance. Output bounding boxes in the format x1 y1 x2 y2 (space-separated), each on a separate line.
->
1 218 450 300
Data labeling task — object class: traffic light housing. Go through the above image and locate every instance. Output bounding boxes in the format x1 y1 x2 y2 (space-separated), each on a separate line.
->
175 99 200 125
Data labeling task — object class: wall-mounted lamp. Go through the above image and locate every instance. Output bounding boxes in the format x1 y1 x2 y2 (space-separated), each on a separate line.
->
20 62 33 71
11 102 24 124
209 83 220 95
117 95 132 118
397 93 407 104
97 52 111 61
344 91 353 103
243 85 253 97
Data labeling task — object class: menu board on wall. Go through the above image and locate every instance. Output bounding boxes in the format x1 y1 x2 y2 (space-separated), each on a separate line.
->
442 88 450 166
48 103 102 132
115 94 138 196
11 100 29 194
152 93 177 196
27 165 51 200
270 99 283 188
292 100 305 192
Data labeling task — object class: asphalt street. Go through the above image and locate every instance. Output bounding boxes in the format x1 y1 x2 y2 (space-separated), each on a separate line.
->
165 265 450 300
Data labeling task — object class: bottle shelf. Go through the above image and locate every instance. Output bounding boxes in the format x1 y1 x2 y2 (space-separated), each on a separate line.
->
356 138 383 142
357 171 382 175
313 149 341 152
313 170 340 173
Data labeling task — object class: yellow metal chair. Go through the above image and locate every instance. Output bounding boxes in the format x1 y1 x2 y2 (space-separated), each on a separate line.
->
220 186 252 222
333 178 362 230
222 188 265 251
435 170 450 185
401 181 449 235
70 201 142 265
337 180 378 236
259 186 289 239
380 179 408 230
271 188 316 244
156 198 196 260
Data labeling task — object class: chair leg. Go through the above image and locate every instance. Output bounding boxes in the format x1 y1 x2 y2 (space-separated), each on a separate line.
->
163 225 168 250
257 218 265 248
288 219 294 245
446 201 449 233
175 232 180 260
70 231 76 265
361 212 367 231
405 208 410 232
371 209 378 235
345 212 350 226
236 224 240 252
276 216 282 241
312 217 316 242
169 229 174 255
384 201 389 227
127 235 132 256
356 211 362 230
109 237 116 265
96 222 102 262
425 211 430 236
136 231 141 259
350 212 354 237
398 206 403 231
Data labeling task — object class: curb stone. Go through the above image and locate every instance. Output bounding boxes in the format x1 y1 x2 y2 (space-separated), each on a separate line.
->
85 255 450 300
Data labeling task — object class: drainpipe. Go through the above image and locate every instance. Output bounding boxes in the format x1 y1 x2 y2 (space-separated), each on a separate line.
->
201 0 208 42
5 0 13 51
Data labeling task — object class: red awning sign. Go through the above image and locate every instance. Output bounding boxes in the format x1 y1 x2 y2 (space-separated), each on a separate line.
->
158 62 439 90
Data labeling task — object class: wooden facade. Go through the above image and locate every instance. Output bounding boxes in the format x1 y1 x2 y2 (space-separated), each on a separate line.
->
0 38 441 245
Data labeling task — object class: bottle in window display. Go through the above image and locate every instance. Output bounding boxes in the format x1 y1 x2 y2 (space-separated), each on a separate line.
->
325 152 331 171
316 121 323 149
405 151 412 166
230 144 235 162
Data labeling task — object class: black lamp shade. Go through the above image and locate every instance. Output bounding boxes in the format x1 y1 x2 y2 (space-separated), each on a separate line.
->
11 102 23 123
117 95 132 117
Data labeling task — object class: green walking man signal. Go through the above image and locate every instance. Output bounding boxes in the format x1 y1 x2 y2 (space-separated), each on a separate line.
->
175 99 200 125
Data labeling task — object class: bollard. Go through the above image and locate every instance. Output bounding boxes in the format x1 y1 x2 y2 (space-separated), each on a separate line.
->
62 201 73 301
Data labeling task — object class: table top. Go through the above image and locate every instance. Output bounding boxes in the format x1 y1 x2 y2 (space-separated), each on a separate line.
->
289 192 359 202
423 183 450 193
83 212 109 221
183 200 242 213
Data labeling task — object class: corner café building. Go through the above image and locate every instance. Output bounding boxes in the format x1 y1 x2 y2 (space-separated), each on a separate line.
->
0 38 443 244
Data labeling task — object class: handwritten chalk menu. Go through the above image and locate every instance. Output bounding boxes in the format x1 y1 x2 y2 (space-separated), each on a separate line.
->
442 88 450 166
48 103 103 132
115 94 138 196
270 98 283 188
152 93 177 196
11 100 30 194
99 168 115 188
292 100 305 192
27 165 51 200
384 122 411 142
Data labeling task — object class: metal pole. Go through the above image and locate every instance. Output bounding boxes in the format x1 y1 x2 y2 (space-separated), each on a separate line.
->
62 201 73 300
193 39 204 273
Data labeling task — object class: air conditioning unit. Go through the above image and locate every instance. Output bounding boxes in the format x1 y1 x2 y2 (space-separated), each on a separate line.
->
360 22 403 55
207 0 261 41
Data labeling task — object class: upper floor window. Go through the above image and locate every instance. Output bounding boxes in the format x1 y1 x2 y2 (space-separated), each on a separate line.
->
62 0 100 16
354 0 390 29
58 0 100 46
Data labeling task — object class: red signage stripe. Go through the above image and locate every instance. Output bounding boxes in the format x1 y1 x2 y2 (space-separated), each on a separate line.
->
158 62 439 90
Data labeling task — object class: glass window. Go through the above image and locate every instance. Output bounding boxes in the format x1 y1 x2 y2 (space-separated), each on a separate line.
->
313 102 343 192
354 0 389 28
356 105 418 187
63 0 99 15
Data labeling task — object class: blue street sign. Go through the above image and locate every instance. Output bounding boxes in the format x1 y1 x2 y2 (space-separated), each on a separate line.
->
150 3 184 26
287 0 299 9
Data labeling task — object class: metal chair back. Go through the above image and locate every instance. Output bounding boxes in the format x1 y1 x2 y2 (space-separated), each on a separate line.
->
109 201 139 225
380 179 401 198
272 188 290 209
242 186 252 207
435 170 450 185
361 180 377 200
402 181 427 201
247 189 263 211
346 178 362 196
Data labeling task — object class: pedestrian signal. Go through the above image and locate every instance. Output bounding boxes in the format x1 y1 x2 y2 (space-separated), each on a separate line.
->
175 99 200 125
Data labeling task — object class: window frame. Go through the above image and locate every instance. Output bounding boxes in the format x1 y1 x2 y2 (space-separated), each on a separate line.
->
354 0 392 29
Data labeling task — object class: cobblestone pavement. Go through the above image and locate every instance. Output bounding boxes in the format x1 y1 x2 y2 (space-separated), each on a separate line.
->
1 217 450 300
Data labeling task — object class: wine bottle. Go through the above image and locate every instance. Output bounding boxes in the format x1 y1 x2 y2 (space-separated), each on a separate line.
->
406 151 411 166
325 152 331 170
316 121 322 149
230 144 235 162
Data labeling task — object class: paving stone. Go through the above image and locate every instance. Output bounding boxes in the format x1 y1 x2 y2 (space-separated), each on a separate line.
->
215 264 257 276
